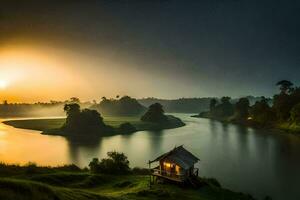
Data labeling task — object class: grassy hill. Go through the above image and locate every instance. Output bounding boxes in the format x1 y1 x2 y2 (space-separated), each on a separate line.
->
0 163 255 200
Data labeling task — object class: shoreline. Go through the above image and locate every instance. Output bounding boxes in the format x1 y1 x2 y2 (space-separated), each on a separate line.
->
191 115 300 135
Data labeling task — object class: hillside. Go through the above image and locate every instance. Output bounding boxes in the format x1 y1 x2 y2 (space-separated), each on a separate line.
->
0 163 255 200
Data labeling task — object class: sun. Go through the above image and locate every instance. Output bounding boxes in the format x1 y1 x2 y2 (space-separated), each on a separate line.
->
0 80 8 89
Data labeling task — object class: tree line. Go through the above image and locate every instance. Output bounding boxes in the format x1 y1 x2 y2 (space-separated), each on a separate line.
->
200 80 300 131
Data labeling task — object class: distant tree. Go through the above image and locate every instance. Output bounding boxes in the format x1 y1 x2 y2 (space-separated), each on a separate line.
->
210 97 234 119
89 158 100 173
276 80 294 94
3 100 8 105
290 103 300 123
273 93 293 121
234 98 250 120
63 103 109 134
251 97 275 125
141 103 168 123
221 96 231 104
94 96 146 116
69 97 80 104
209 98 217 112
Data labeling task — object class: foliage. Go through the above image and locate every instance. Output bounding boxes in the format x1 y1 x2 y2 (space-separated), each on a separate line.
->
89 151 130 174
290 103 300 123
234 98 250 120
273 82 300 121
141 103 169 123
276 80 293 94
62 103 112 135
92 96 146 116
250 97 275 125
210 97 234 119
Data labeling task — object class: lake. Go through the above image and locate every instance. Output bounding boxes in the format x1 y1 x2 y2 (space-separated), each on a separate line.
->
0 114 299 200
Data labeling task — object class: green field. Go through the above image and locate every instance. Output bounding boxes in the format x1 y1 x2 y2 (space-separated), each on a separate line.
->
3 115 185 136
0 164 255 200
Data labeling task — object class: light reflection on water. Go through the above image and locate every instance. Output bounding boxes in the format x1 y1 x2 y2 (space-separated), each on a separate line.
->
0 114 300 200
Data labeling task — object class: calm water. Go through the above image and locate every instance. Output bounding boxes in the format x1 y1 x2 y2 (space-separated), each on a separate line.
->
0 114 299 200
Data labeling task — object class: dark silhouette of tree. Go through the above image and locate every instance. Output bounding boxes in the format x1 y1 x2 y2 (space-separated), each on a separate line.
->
234 98 250 120
273 93 292 121
221 96 231 104
141 103 168 123
250 97 275 124
210 96 234 119
69 97 80 104
89 151 130 174
276 80 294 94
92 96 146 116
62 103 111 135
209 98 217 112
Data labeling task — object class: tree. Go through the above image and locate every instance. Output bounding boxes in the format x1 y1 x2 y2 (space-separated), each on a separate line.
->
273 93 292 121
62 103 109 134
93 96 146 116
234 98 250 120
250 97 275 124
64 103 80 116
276 80 293 94
141 103 168 123
221 96 231 104
209 98 217 112
290 103 300 123
69 97 80 104
88 151 130 174
211 97 234 119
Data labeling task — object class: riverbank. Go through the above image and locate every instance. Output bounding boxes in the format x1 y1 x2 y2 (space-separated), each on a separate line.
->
0 163 256 200
191 113 300 135
3 115 185 137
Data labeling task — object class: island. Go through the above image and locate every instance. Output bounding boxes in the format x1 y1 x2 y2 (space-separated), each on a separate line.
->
3 102 185 137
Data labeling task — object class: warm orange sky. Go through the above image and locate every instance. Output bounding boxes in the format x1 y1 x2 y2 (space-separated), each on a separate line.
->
0 42 181 103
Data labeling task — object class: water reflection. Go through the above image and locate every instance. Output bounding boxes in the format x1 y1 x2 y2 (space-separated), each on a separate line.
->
0 115 300 200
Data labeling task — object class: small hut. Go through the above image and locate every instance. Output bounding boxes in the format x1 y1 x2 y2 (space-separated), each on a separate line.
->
149 145 200 183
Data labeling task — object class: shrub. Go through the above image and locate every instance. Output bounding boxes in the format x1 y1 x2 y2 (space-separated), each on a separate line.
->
89 151 130 174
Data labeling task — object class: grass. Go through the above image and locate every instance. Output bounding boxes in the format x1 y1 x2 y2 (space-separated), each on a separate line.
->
277 122 300 133
2 115 185 136
0 163 255 200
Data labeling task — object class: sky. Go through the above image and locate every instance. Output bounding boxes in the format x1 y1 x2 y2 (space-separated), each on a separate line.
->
0 0 300 102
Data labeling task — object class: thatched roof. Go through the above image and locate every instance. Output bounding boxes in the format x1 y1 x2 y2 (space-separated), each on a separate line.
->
149 145 200 170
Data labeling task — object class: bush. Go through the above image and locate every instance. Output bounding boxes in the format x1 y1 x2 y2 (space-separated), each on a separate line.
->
131 167 150 175
89 151 130 174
